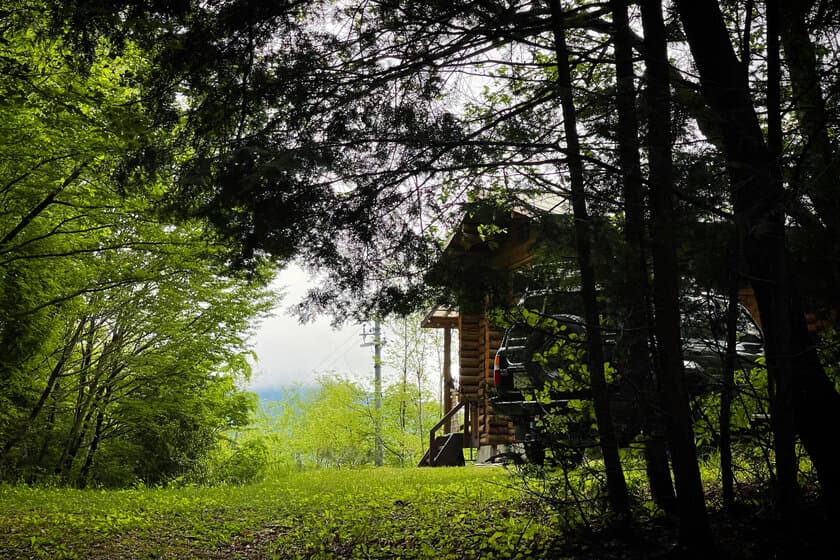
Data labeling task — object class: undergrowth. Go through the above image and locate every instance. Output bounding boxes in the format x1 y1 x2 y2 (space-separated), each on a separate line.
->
0 467 558 559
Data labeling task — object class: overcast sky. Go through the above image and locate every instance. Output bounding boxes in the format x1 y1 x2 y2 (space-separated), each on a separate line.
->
247 265 376 390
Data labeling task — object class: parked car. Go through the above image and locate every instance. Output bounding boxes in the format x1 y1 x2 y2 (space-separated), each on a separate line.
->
490 291 764 463
679 295 765 389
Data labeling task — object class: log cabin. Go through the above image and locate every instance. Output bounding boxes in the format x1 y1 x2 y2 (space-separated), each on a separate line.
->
418 206 746 465
415 205 826 466
418 208 541 465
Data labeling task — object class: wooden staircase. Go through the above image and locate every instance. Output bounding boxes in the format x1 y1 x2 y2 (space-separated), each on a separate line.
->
418 432 465 467
419 402 467 467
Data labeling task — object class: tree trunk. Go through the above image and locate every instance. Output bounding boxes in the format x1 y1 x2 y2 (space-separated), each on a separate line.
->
779 0 840 324
78 391 110 488
0 318 86 462
610 0 676 515
765 0 800 518
57 326 124 481
641 0 713 549
546 0 631 521
720 268 739 510
401 319 408 433
58 386 101 481
35 385 60 470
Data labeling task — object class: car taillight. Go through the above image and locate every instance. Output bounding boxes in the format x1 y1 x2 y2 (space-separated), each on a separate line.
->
494 354 501 386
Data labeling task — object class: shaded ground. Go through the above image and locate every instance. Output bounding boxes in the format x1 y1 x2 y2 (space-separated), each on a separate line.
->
543 495 833 560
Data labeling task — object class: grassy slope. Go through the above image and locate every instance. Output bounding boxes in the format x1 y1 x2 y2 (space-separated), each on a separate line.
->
0 467 558 559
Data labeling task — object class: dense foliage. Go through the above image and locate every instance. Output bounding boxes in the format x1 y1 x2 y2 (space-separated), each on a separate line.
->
0 3 275 487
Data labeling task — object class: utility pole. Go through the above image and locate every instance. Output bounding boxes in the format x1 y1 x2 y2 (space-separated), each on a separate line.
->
362 318 384 466
373 319 383 466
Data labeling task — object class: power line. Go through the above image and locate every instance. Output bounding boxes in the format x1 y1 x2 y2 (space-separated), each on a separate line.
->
311 328 364 373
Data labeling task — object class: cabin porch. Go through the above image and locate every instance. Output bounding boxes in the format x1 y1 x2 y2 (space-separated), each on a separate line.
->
418 307 515 466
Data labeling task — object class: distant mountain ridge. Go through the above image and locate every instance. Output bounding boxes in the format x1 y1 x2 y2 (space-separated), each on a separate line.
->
252 385 317 405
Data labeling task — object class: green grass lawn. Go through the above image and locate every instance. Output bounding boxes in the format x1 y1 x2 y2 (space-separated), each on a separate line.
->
0 466 558 559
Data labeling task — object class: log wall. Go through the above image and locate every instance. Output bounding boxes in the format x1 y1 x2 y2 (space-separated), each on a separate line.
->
459 313 514 446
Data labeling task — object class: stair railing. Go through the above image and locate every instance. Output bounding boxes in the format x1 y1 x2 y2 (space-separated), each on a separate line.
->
428 401 465 466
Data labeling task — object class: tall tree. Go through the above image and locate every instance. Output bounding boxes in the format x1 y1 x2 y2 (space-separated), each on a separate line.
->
610 0 676 514
641 0 712 547
383 313 442 460
547 0 630 521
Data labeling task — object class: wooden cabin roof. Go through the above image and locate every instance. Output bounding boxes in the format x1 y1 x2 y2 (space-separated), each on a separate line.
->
420 307 459 329
441 208 539 271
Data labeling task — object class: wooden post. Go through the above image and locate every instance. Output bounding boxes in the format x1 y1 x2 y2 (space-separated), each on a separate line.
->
443 326 453 430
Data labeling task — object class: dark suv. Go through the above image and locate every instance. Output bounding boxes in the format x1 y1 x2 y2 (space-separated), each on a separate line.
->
490 292 764 463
